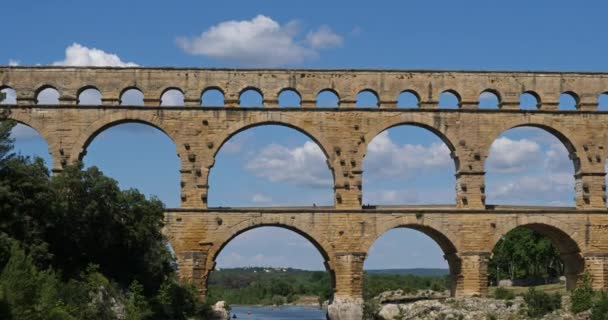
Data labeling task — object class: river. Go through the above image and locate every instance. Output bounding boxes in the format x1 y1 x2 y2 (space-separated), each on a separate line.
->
229 305 326 320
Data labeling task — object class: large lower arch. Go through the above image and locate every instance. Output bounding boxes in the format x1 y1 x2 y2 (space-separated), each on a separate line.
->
203 221 337 298
491 217 584 290
362 219 461 296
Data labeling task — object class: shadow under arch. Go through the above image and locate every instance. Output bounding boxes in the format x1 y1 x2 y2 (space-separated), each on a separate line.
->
72 117 177 161
208 222 337 293
491 221 584 290
363 122 459 171
363 222 461 296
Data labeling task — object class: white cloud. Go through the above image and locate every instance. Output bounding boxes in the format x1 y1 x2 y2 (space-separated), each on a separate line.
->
363 187 454 206
306 25 343 49
486 137 541 173
53 43 138 67
252 193 272 204
364 131 452 180
489 173 574 206
8 59 19 66
245 141 332 188
176 15 343 67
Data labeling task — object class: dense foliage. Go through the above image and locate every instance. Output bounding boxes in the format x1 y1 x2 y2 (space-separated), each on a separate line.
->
207 267 449 306
0 116 211 319
523 287 562 318
489 228 563 285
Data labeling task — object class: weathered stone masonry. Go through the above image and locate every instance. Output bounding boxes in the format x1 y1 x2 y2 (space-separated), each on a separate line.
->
3 67 608 319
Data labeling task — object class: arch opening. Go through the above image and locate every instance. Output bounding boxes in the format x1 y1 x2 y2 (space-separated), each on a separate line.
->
278 89 301 108
438 90 460 109
489 223 583 292
356 89 379 108
479 90 500 109
160 88 184 106
397 90 420 108
201 88 224 107
520 92 540 110
120 88 144 106
7 123 52 170
36 87 60 105
208 226 334 311
78 87 102 105
363 125 456 206
81 122 180 208
485 126 576 206
364 226 457 299
316 89 339 108
239 88 263 107
558 92 578 111
598 92 608 110
0 87 17 104
208 125 333 208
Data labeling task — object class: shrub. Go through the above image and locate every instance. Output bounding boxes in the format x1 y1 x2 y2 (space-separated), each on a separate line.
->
591 291 608 320
494 287 515 300
572 273 594 313
523 287 561 318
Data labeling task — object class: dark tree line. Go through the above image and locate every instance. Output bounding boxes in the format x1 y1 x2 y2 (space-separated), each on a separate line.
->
0 92 213 319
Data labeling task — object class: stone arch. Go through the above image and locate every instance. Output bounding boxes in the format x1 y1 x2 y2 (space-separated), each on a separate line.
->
238 86 264 107
70 114 178 162
520 91 541 110
205 220 337 290
479 89 502 109
201 86 225 107
119 86 144 106
484 122 580 173
35 85 60 104
491 217 584 289
77 85 103 105
356 89 379 108
278 87 301 107
316 88 340 107
363 121 460 171
0 86 17 104
559 91 580 111
160 87 185 106
397 89 421 108
3 115 53 166
363 218 461 295
438 89 461 109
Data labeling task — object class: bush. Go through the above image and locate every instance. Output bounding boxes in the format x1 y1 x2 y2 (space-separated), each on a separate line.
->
572 273 594 313
494 287 515 300
523 287 561 318
591 291 608 320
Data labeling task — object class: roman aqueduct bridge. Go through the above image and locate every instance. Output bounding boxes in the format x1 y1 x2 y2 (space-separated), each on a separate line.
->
3 66 608 319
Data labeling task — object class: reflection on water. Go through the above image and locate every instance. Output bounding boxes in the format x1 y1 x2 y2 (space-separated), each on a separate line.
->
230 305 326 320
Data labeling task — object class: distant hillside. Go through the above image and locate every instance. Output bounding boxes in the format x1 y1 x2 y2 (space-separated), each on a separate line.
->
365 268 449 276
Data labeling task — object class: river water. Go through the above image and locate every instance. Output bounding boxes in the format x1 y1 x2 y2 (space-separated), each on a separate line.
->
230 305 326 320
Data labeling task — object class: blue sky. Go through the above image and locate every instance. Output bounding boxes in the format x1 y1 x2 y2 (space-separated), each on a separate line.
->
2 0 608 272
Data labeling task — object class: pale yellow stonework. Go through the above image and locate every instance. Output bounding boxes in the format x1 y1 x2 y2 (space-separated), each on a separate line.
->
3 67 608 319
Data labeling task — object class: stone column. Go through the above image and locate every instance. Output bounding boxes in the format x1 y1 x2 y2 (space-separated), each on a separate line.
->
419 100 437 109
332 150 363 209
575 172 606 209
455 172 486 209
184 90 201 107
460 100 477 110
175 250 211 299
180 144 210 209
455 252 490 297
327 252 365 320
585 254 608 290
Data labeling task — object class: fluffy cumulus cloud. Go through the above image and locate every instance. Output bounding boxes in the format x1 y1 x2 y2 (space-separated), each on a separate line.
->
245 141 332 188
486 137 541 173
490 173 574 206
176 15 343 67
364 131 452 180
53 43 138 67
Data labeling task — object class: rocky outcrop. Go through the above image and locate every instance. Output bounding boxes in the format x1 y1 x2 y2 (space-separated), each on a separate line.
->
327 297 363 320
376 295 592 320
211 301 230 320
377 289 449 304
